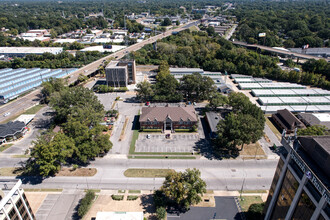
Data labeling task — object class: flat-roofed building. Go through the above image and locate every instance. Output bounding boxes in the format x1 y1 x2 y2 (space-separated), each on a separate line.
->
169 68 204 76
0 47 63 57
297 113 330 130
264 135 330 220
0 180 35 220
105 60 136 87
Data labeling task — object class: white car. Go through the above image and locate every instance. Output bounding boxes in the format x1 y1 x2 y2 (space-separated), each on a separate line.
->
3 112 10 117
146 134 151 139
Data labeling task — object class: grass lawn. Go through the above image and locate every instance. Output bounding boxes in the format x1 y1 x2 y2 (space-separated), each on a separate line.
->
242 190 268 194
24 104 46 114
128 190 141 194
265 117 281 140
129 129 139 154
124 168 174 178
11 154 30 158
24 188 63 192
56 167 97 177
84 189 101 193
240 142 266 156
239 196 263 212
0 167 24 176
0 143 13 152
119 117 129 141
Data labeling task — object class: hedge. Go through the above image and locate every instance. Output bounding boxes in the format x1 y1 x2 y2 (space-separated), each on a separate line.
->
111 195 124 200
127 195 139 201
142 129 162 132
174 129 191 132
78 190 96 218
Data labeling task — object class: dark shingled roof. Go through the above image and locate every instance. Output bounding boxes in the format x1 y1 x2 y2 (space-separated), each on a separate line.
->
273 109 305 130
0 121 26 138
139 106 197 122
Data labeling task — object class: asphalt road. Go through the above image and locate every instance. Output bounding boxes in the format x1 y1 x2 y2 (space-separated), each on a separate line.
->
233 41 330 61
0 158 278 191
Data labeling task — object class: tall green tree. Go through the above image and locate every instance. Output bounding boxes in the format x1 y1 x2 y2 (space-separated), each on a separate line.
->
160 169 206 209
297 125 327 136
136 81 154 102
207 92 228 110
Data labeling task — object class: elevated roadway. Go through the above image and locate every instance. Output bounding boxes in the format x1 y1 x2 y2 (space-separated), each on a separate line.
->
232 41 330 62
0 21 199 123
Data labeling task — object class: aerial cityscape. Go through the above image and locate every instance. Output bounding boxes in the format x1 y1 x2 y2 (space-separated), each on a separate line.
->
0 0 329 220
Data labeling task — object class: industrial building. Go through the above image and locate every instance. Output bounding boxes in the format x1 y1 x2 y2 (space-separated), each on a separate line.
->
263 135 330 220
105 60 136 87
0 68 77 102
297 113 330 130
238 82 306 90
0 47 63 57
252 89 330 97
258 96 330 106
0 179 35 220
169 68 204 76
234 77 272 84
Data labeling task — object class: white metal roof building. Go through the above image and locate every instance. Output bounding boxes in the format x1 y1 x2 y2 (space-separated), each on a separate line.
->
0 47 63 57
230 74 252 79
234 77 272 84
0 68 77 102
169 68 204 76
239 82 306 90
258 96 330 106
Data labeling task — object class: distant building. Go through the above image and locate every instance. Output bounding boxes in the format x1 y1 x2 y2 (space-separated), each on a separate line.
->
297 113 330 130
139 106 197 132
289 48 330 58
105 60 136 87
263 135 330 220
0 47 63 57
0 179 35 220
272 109 306 133
205 111 223 138
169 68 204 76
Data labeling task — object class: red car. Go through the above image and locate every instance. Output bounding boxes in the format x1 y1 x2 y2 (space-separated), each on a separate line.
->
146 101 150 106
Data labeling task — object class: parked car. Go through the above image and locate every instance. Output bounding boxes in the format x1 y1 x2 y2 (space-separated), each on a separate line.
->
146 101 150 106
146 134 151 139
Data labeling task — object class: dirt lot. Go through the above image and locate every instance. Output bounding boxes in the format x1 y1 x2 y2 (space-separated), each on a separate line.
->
25 192 52 214
56 167 97 176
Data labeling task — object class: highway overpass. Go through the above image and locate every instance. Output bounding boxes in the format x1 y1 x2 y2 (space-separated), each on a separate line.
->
232 41 330 62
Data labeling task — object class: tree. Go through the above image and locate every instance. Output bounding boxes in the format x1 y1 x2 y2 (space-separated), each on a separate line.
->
156 207 166 220
161 18 172 26
297 125 327 136
29 132 75 177
136 81 154 102
207 92 228 110
49 86 104 125
160 169 206 209
41 77 66 103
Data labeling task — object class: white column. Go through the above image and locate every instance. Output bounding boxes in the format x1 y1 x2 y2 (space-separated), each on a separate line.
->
17 189 33 220
10 197 23 220
2 207 10 220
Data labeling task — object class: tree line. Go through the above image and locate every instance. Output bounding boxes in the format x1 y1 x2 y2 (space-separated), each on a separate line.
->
232 1 330 48
25 78 112 177
0 51 108 69
132 30 330 89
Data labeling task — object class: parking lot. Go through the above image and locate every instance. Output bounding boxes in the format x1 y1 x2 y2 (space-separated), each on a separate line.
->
135 133 199 153
167 197 242 220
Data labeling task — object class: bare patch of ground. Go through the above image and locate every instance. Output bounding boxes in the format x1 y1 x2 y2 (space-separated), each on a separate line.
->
56 167 97 177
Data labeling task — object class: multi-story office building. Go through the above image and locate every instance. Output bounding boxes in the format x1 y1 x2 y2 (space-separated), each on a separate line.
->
105 60 136 87
0 180 35 220
264 135 330 220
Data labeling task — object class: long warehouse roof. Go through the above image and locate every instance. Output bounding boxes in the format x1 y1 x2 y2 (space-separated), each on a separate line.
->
0 47 63 54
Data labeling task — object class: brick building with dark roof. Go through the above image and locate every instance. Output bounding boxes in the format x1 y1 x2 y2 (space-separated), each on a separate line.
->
139 106 198 132
272 109 305 133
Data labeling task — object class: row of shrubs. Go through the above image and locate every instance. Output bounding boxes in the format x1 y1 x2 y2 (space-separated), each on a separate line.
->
94 85 128 93
111 195 139 201
77 190 96 218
